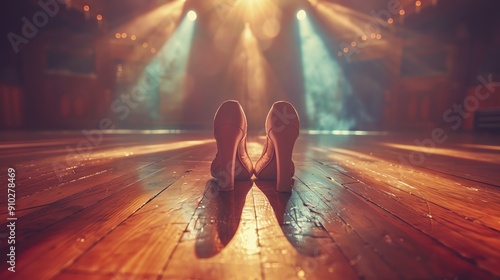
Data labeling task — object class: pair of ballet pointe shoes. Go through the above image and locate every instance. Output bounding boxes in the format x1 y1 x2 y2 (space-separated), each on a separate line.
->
210 100 300 192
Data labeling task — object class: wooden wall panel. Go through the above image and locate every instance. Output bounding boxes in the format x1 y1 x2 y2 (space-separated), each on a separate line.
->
463 83 500 131
0 84 24 128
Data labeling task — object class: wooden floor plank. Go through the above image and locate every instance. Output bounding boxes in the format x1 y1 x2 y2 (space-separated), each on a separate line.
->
297 134 500 187
355 135 499 186
345 180 500 276
55 270 158 280
162 182 262 279
0 131 497 279
379 141 500 186
306 150 500 277
0 146 203 220
0 162 196 279
289 181 401 280
254 180 360 280
0 138 214 201
308 147 500 231
0 160 151 214
295 165 495 279
0 155 202 254
66 168 210 275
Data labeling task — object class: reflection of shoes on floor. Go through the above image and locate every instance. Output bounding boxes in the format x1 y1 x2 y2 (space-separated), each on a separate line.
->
255 101 300 192
210 100 253 191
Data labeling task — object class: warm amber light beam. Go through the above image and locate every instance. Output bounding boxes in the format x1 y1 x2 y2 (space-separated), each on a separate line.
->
236 0 281 24
457 144 500 152
314 2 367 37
312 0 397 46
103 140 214 159
111 0 185 53
212 0 282 50
383 143 500 163
114 0 184 34
52 139 215 169
225 25 276 124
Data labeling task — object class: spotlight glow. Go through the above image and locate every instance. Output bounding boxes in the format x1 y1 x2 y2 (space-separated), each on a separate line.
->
297 10 306 21
187 10 197 21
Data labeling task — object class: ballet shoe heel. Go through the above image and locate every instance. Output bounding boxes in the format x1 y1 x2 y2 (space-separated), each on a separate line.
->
214 124 244 191
269 125 299 192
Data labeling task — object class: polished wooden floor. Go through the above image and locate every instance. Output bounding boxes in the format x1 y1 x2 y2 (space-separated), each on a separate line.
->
0 130 499 280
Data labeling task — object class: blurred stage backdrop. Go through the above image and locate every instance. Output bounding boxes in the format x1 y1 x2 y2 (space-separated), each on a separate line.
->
1 0 500 131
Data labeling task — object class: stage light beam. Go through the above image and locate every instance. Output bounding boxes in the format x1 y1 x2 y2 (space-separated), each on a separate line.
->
130 11 196 121
224 24 280 128
298 13 367 129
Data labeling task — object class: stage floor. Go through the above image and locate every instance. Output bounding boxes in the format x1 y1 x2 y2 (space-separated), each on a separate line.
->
0 130 499 279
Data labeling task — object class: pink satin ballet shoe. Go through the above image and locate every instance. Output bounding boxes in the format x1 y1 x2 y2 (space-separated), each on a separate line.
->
255 101 300 192
210 100 253 191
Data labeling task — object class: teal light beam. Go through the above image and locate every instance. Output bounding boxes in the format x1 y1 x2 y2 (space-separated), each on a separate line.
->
298 11 358 130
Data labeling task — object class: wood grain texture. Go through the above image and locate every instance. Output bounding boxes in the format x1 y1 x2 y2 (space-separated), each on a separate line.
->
0 131 498 279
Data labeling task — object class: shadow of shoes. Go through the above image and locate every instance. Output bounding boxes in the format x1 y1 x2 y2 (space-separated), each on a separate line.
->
194 179 253 258
254 179 323 256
